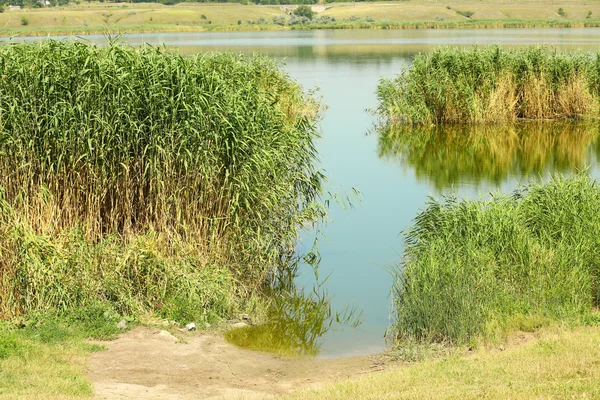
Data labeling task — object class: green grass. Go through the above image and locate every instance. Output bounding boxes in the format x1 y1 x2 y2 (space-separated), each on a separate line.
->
0 309 122 398
377 46 600 124
391 174 600 346
288 325 600 399
0 40 323 323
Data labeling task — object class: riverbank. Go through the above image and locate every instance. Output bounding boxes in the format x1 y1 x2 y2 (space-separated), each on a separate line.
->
0 40 328 396
3 320 599 398
4 2 600 37
289 324 600 399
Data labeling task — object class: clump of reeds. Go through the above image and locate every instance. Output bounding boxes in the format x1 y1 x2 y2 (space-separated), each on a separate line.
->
377 122 600 190
0 40 323 320
376 46 600 125
391 174 600 345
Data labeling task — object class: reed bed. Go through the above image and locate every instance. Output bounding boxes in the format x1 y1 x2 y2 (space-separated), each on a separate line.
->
378 122 600 189
0 40 323 321
377 46 600 125
392 174 600 345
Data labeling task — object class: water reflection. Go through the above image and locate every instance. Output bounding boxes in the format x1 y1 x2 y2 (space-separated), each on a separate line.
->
226 253 361 357
378 122 600 190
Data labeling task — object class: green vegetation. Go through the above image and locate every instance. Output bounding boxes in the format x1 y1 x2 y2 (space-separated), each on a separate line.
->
0 40 323 324
288 325 600 399
558 7 567 17
0 308 123 398
456 9 474 18
391 174 600 346
293 5 314 20
377 122 600 190
376 46 600 125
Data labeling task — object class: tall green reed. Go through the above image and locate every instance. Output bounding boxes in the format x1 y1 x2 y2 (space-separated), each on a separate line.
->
392 174 600 345
0 40 324 319
377 46 600 125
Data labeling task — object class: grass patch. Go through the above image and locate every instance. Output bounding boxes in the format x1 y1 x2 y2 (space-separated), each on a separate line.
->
0 310 124 398
376 46 600 125
288 325 600 399
391 174 600 346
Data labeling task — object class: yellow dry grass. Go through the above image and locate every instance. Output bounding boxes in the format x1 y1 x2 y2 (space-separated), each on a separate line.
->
321 2 600 21
556 74 596 118
0 339 93 399
287 325 600 400
3 1 600 35
482 74 518 123
0 3 284 30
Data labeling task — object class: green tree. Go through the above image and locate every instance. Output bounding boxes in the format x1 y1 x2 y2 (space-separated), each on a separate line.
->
293 4 314 19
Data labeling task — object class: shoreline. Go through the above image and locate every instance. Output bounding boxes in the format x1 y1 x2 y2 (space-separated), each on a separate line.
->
4 18 600 39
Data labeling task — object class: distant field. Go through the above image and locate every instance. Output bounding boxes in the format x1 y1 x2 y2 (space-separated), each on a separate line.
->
3 1 600 36
322 2 600 21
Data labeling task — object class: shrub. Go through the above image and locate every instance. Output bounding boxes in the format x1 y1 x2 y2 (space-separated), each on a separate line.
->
293 5 314 20
20 17 29 26
273 15 286 25
456 10 474 18
313 15 335 24
558 7 567 17
288 15 311 25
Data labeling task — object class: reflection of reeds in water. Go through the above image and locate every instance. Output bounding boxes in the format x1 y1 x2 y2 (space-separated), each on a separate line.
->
378 122 600 190
225 254 361 357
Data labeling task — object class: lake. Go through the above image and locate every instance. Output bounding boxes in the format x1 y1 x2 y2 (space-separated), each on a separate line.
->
12 28 600 358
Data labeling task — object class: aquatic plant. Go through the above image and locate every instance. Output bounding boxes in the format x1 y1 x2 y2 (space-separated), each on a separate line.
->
377 122 600 190
0 40 324 320
391 174 600 345
376 46 600 125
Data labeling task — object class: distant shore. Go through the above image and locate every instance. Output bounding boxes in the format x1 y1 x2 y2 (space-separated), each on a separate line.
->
4 1 600 38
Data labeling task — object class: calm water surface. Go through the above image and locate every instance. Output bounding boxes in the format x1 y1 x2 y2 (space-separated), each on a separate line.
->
13 29 600 357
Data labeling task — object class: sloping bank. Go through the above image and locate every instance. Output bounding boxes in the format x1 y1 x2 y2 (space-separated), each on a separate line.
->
0 40 323 326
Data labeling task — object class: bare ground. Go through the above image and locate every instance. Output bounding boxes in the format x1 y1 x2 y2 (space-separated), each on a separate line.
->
88 327 398 399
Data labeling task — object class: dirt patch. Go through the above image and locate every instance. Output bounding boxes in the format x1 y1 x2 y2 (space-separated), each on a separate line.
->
88 327 397 399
